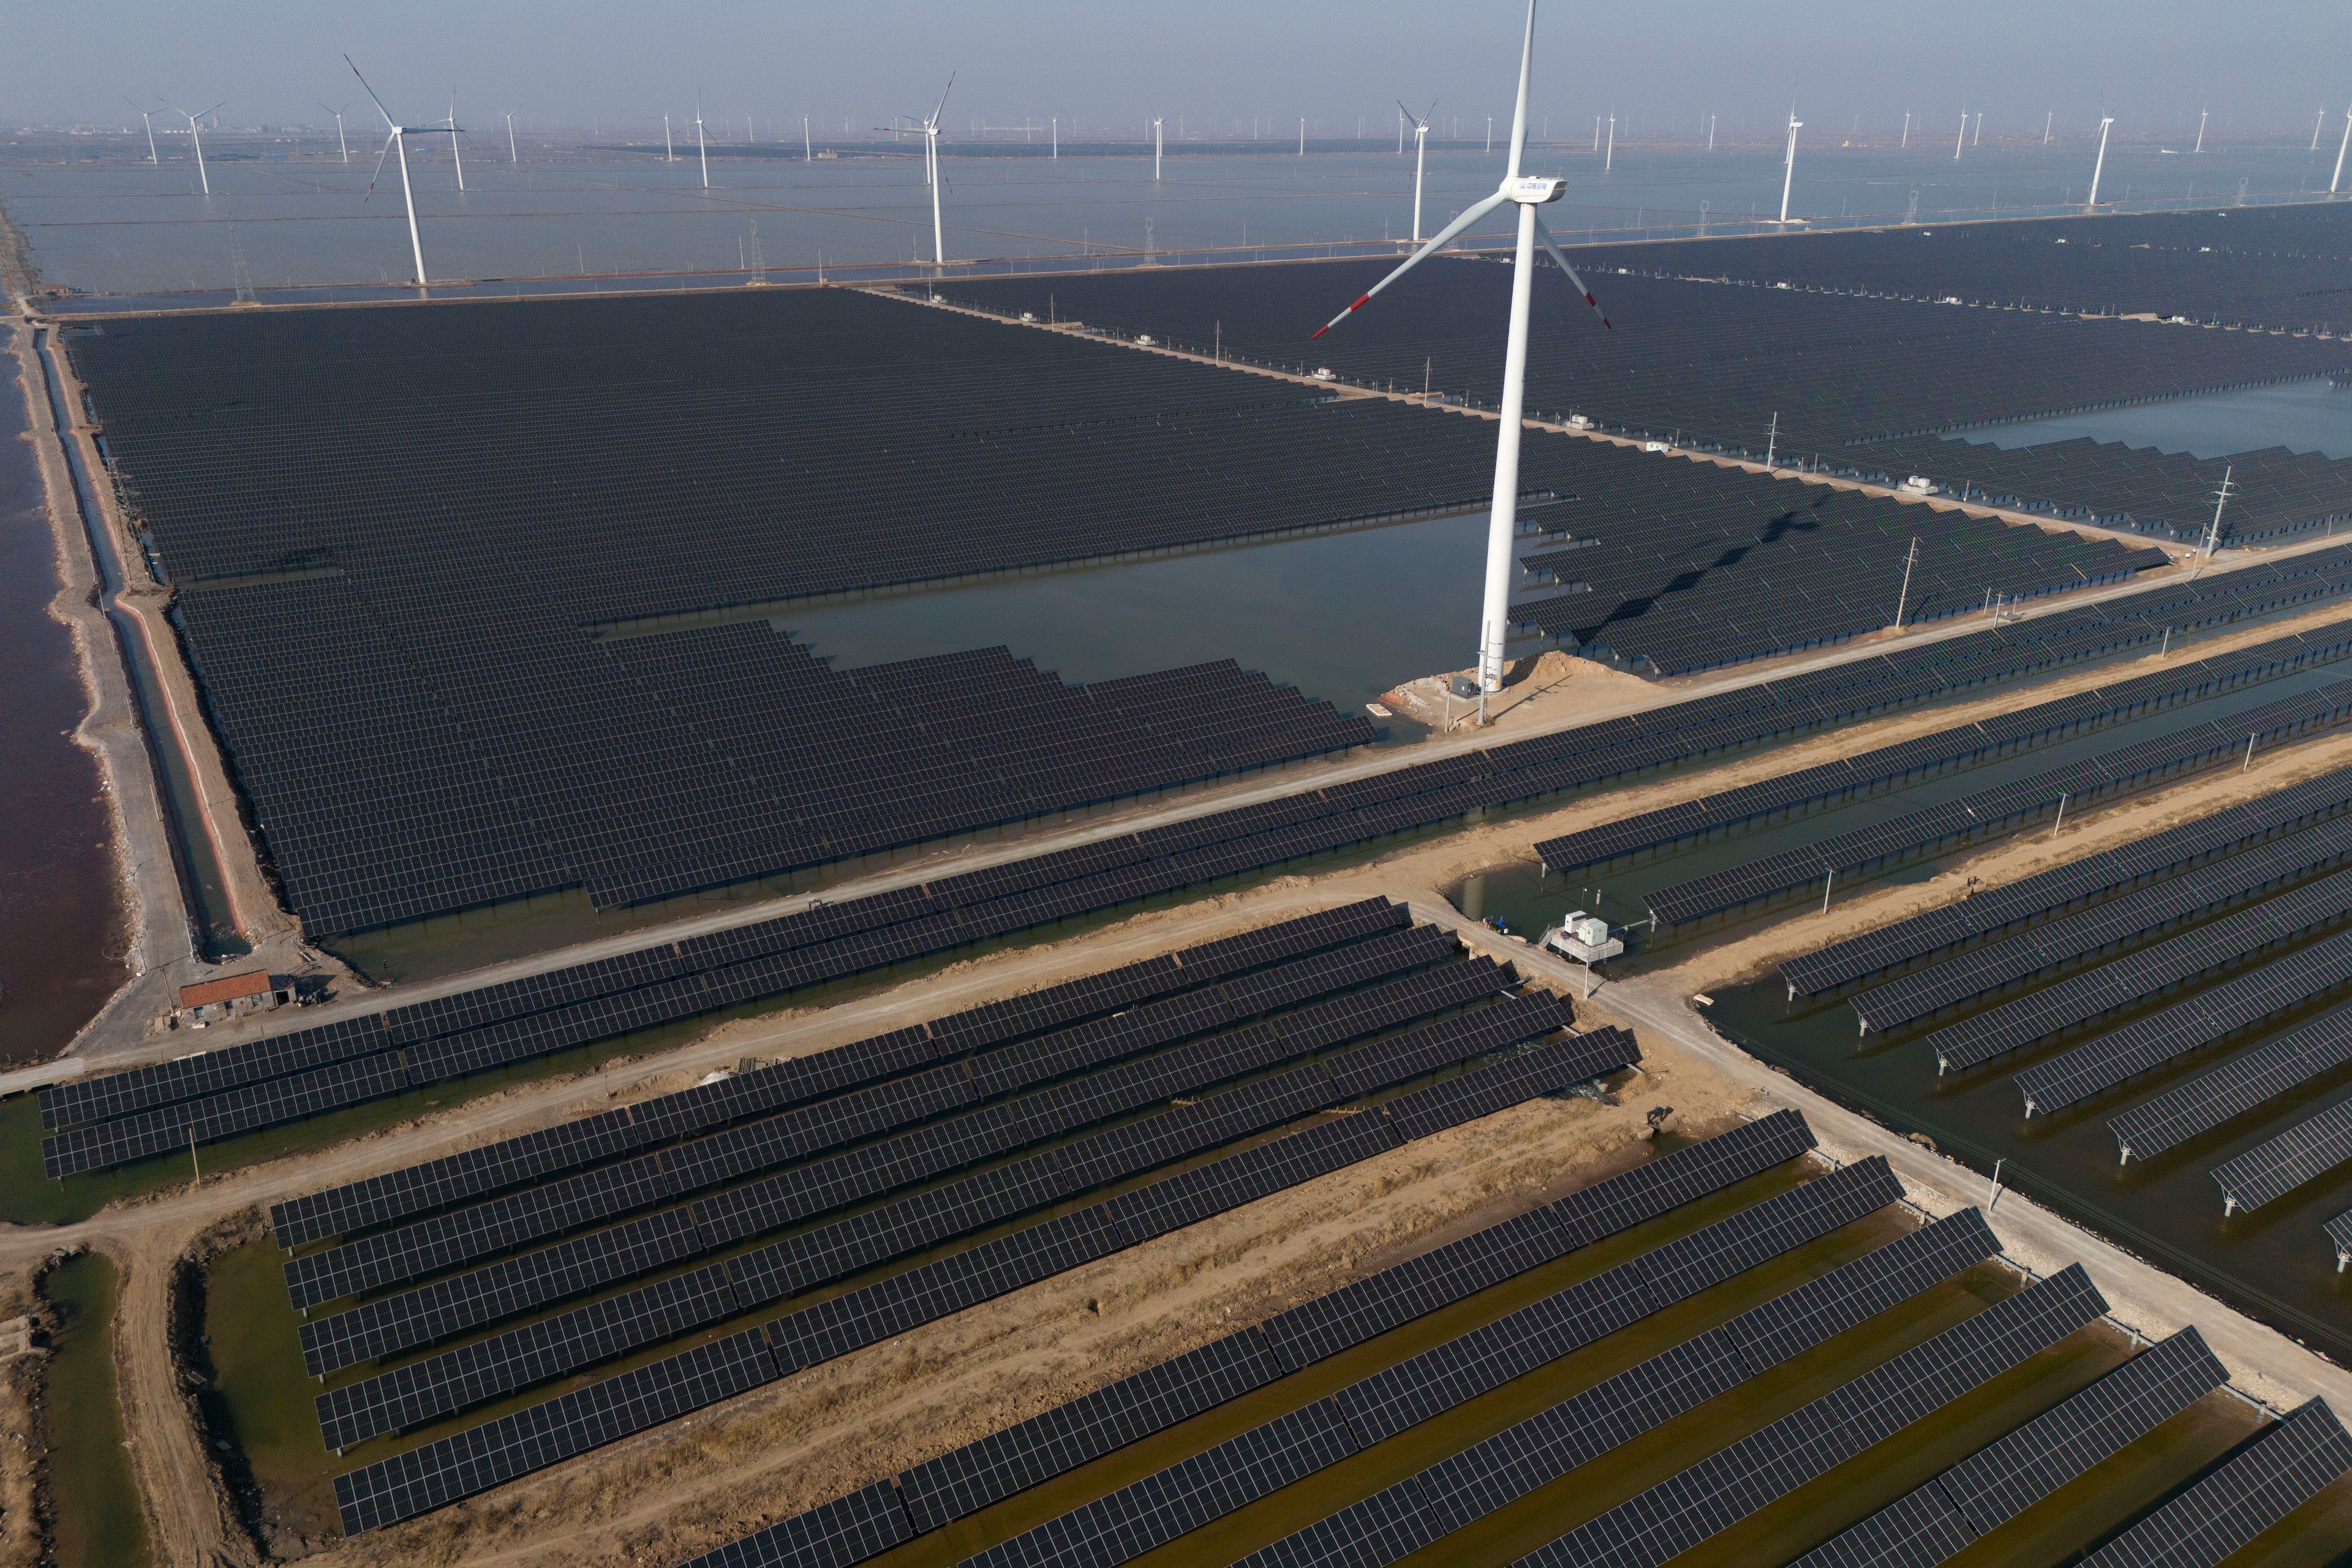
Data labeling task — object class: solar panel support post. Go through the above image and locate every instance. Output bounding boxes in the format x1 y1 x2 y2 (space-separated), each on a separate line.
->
1988 1156 2004 1211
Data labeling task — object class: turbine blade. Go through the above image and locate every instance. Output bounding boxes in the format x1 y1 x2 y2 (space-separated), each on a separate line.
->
1396 98 1419 126
364 130 396 200
1504 0 1534 177
347 55 397 129
1532 215 1613 328
1312 188 1510 338
932 72 956 125
199 102 226 119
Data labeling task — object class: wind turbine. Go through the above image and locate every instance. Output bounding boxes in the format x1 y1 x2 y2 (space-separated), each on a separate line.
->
695 96 709 188
2334 107 2351 194
318 102 349 163
164 99 224 194
663 111 674 163
446 92 465 191
502 110 518 162
2086 115 2115 208
2193 107 2207 154
347 55 459 286
1152 109 1164 180
1398 97 1436 242
883 75 954 265
1954 107 1966 159
1777 110 1802 222
2314 108 2327 153
1310 0 1611 714
127 96 160 163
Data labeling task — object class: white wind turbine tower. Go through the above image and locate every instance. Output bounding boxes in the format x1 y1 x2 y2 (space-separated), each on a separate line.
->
1954 107 1966 159
2086 115 2115 208
347 55 460 286
1311 0 1611 715
1152 110 1164 180
1398 98 1436 242
695 97 710 187
165 99 224 194
1776 110 1802 222
2333 107 2352 194
127 96 160 162
663 112 674 163
319 102 350 163
446 92 466 190
2313 108 2327 153
502 111 518 162
2193 107 2207 154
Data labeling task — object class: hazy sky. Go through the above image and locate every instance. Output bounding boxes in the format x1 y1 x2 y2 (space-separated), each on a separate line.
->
9 1 2345 143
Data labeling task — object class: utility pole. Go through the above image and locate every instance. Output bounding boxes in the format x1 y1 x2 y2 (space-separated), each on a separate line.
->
2204 464 2234 556
1894 536 1920 627
1764 411 1778 469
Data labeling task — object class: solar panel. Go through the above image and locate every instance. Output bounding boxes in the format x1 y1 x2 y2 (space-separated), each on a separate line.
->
1791 1327 2228 1567
2078 1398 2352 1568
2110 1006 2352 1163
2211 1092 2352 1215
1515 1265 2107 1568
2014 929 2352 1116
675 1480 911 1568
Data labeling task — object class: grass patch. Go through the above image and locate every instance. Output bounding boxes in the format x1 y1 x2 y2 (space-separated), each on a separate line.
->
198 1238 342 1540
43 1253 150 1568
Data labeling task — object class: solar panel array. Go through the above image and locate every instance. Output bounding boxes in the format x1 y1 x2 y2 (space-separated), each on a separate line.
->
2079 1398 2352 1568
1784 745 2352 997
312 982 1559 1448
2212 1093 2352 1215
2012 927 2352 1116
330 1018 1638 1532
1790 1327 2230 1568
1646 678 2352 930
2110 1008 2352 1163
1924 864 2352 1075
1539 622 2352 879
947 254 2345 462
1852 813 2352 1035
48 549 2352 1181
679 1113 1820 1568
1513 1264 2108 1568
1569 202 2352 336
1234 1208 2001 1568
268 900 1406 1248
957 1158 1905 1568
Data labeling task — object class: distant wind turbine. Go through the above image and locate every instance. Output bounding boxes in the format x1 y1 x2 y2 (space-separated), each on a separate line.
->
2193 107 2207 154
1310 0 1612 714
1152 110 1163 180
2315 108 2328 153
1777 110 1802 222
127 96 160 163
663 111 674 164
695 96 709 187
1954 107 1966 160
164 99 224 194
2334 107 2351 194
446 92 465 191
502 110 518 163
1398 97 1437 242
318 102 349 163
2086 116 2115 208
347 54 459 285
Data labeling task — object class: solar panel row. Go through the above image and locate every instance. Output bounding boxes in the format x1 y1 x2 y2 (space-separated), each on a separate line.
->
661 1113 1820 1568
314 987 1576 1446
290 922 1459 1325
329 1023 1636 1532
2111 1007 2352 1164
1853 814 2352 1035
1514 1265 2108 1568
1925 864 2352 1075
1648 680 2352 930
1236 1209 2002 1568
1784 752 2352 997
51 549 2346 1179
1791 1326 2230 1568
1536 622 2352 878
2212 1091 2352 1215
956 1158 1903 1568
2079 1398 2352 1568
2014 927 2352 1116
271 901 1407 1248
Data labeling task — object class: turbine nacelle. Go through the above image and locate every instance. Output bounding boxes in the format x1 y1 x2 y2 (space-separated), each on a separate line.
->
1506 175 1565 205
